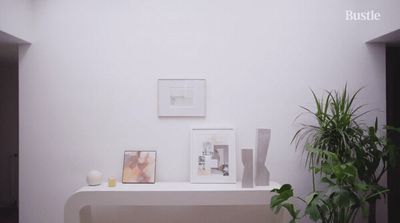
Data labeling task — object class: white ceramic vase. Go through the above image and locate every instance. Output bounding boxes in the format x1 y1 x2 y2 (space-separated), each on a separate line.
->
86 170 103 186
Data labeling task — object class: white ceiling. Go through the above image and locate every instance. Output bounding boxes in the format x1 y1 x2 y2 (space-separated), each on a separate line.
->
367 29 400 45
0 30 29 63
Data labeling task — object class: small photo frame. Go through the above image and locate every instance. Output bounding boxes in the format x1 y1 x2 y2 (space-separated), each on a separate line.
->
158 79 206 117
190 128 236 183
122 151 156 184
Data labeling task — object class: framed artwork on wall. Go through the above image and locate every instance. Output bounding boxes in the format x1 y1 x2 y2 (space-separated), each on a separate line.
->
122 151 156 184
158 79 206 117
190 128 236 183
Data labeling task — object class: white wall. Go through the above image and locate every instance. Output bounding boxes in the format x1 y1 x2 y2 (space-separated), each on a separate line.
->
11 0 400 222
0 0 32 41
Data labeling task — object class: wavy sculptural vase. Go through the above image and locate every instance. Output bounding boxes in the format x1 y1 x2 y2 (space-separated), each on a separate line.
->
241 148 254 188
255 128 271 186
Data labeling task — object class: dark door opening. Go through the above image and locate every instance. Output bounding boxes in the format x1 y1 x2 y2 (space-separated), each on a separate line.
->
0 44 19 223
386 46 400 223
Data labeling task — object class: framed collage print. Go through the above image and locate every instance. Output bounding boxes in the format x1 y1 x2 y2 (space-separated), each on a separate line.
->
190 128 236 183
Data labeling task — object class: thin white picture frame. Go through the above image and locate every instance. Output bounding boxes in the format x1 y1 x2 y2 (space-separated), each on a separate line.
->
158 79 206 117
190 128 236 184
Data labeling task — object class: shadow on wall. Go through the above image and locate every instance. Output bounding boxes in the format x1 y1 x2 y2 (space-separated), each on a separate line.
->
83 205 284 223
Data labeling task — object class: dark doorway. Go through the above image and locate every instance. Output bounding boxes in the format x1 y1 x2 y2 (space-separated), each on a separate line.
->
386 46 400 223
0 44 19 223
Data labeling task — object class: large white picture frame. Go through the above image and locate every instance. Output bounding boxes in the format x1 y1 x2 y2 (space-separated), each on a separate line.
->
190 128 236 183
158 79 206 117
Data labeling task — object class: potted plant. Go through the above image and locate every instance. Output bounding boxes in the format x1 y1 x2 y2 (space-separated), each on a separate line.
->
270 86 398 223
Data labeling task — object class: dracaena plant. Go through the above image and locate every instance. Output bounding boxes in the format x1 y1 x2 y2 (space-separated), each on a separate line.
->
270 85 399 223
271 148 379 223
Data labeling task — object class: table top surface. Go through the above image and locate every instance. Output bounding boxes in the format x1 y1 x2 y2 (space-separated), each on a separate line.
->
78 181 281 192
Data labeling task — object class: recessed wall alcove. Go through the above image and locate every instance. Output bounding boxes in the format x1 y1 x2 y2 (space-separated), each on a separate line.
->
0 29 30 223
368 28 400 223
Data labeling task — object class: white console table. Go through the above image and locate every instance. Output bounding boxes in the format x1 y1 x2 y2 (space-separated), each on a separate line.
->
64 181 282 223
